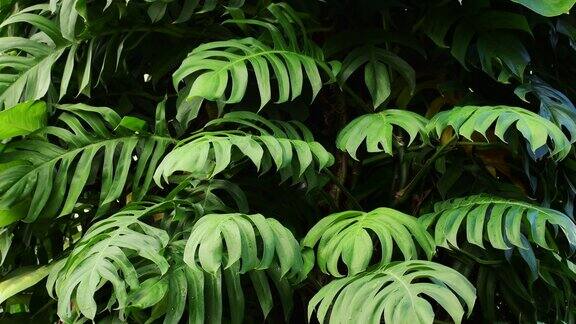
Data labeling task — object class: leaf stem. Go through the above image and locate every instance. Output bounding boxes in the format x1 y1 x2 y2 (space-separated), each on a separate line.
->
324 169 363 211
455 141 506 148
341 84 373 113
394 137 457 204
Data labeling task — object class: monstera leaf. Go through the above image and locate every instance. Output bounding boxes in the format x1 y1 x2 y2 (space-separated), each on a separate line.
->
427 105 572 161
0 103 174 220
302 208 435 277
511 0 576 17
308 260 476 324
173 3 334 109
0 10 90 107
420 194 576 277
184 213 304 278
155 112 333 186
420 194 576 251
47 203 171 320
336 109 428 159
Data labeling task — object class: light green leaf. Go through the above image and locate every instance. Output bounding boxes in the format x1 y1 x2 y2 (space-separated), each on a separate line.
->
0 101 46 140
165 268 188 323
0 200 28 227
174 37 332 109
184 213 303 278
336 109 428 159
128 277 169 309
47 203 170 320
302 208 435 277
1 12 65 44
116 116 148 133
155 112 332 186
0 39 64 108
511 0 575 16
420 194 576 253
427 105 572 161
364 60 391 108
0 263 55 304
174 4 333 109
515 77 576 143
308 260 476 324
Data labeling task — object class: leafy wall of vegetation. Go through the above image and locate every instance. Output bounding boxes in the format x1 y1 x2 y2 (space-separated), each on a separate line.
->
1 0 576 323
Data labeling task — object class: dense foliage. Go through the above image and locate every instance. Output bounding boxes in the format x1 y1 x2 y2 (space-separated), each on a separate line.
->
1 0 576 323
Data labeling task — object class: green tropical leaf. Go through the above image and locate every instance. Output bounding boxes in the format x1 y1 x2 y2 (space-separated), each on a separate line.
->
0 8 143 107
302 208 435 277
185 244 296 322
173 37 333 109
0 103 174 221
173 4 334 109
0 200 27 227
154 112 333 186
128 266 195 324
476 33 530 83
184 213 304 279
1 0 575 322
128 238 296 323
128 276 169 309
308 260 476 324
0 101 47 140
0 38 64 109
0 262 57 304
420 194 576 252
0 10 77 108
511 0 576 16
427 105 572 161
336 109 428 159
47 202 171 320
1 10 65 45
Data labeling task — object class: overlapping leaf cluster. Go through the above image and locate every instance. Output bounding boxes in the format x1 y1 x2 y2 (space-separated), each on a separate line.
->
1 0 576 323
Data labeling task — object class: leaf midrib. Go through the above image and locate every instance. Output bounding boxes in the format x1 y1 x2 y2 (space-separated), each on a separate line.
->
0 49 65 105
387 271 420 321
4 134 175 198
436 197 551 217
204 48 323 78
